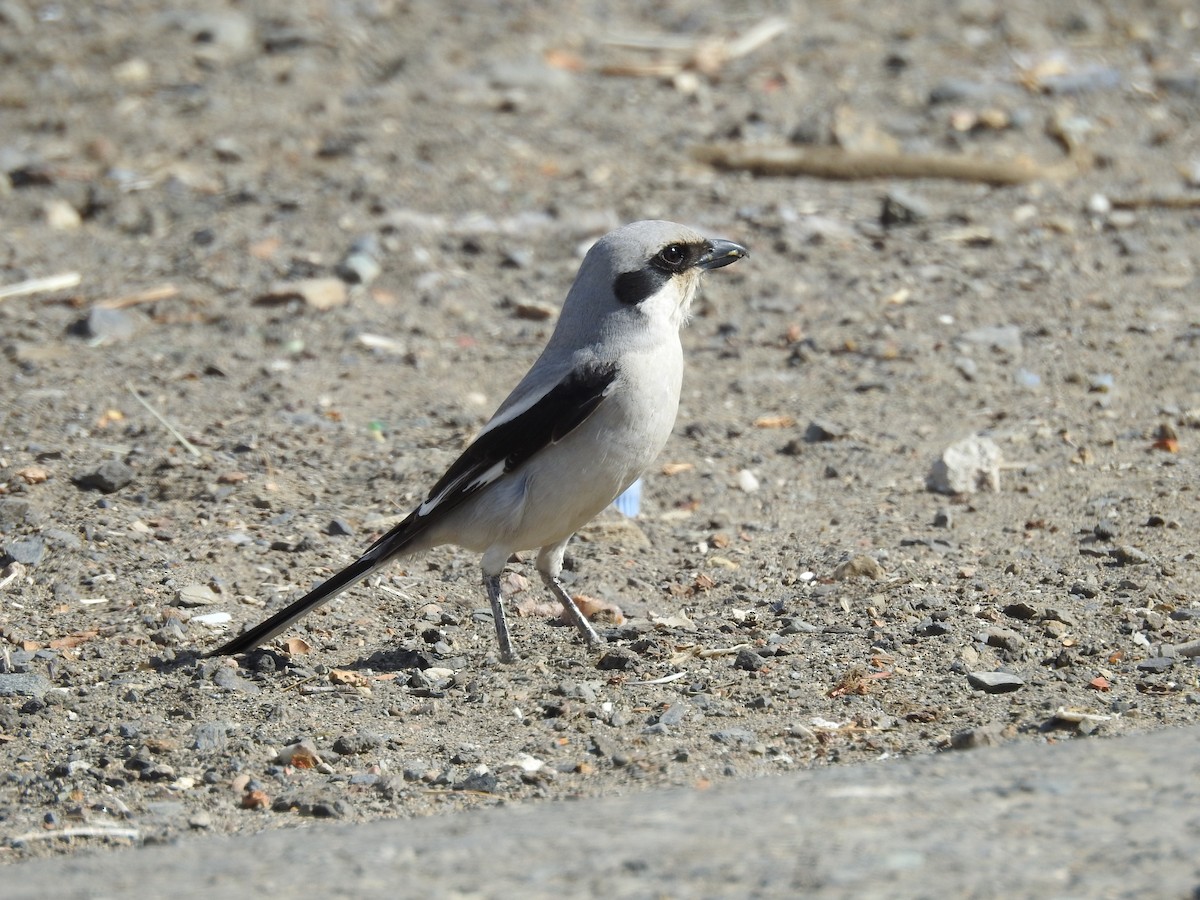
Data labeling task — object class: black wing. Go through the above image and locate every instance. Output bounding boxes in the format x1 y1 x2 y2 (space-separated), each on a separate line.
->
413 359 619 523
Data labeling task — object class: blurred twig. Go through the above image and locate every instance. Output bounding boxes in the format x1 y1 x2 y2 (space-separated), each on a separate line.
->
602 16 788 78
1111 194 1200 210
0 271 81 302
96 283 179 310
127 383 202 457
693 142 1062 185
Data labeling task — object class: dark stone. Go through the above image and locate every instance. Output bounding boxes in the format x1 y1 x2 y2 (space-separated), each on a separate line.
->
914 618 951 637
596 650 633 671
657 703 687 727
1136 657 1174 674
710 728 758 748
4 537 46 566
733 649 766 672
881 188 932 227
333 732 384 756
73 460 135 493
967 671 1025 693
1003 602 1039 621
452 771 499 793
0 673 51 698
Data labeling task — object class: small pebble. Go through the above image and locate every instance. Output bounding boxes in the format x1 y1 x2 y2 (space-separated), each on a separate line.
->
804 419 848 442
191 723 228 752
513 299 558 321
985 627 1027 653
735 469 760 493
162 9 255 61
657 703 687 727
832 555 884 580
1014 368 1041 389
967 671 1025 693
928 78 1008 104
950 721 1009 749
733 649 766 672
1044 621 1068 639
502 247 534 269
960 324 1022 354
1041 65 1121 95
257 278 348 311
452 771 499 794
1109 546 1150 566
333 732 384 756
1087 193 1113 216
0 673 51 698
710 728 758 748
338 253 381 286
176 583 221 607
927 435 1001 494
211 137 245 162
1136 657 1174 674
73 459 135 493
596 650 634 671
43 198 81 230
914 618 950 637
880 188 932 227
190 611 232 626
4 537 45 566
80 307 138 342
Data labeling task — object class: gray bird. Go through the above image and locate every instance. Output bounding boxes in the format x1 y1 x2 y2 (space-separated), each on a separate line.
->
208 220 747 662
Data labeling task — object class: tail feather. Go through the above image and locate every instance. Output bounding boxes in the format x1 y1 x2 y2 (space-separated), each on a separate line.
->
206 510 421 656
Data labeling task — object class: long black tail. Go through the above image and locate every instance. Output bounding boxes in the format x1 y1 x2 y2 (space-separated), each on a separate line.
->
206 510 421 656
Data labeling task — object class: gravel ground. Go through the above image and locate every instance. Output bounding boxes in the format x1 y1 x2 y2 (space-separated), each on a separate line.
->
1 0 1199 870
9 723 1200 898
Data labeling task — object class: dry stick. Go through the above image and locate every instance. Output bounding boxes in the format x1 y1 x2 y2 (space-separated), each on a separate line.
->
602 16 788 56
0 564 24 592
602 15 788 77
627 671 689 686
96 283 180 310
0 271 82 302
693 143 1060 186
126 383 202 457
1161 638 1200 658
1110 195 1200 210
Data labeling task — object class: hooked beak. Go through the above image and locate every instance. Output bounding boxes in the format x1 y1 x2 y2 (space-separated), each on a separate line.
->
697 239 749 270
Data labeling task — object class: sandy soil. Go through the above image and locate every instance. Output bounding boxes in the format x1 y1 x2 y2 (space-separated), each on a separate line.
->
1 0 1198 862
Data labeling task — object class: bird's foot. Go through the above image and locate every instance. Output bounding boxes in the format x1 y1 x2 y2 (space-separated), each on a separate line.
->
540 572 602 649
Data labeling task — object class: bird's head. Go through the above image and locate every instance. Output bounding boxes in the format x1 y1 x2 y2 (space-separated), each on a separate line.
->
557 220 748 342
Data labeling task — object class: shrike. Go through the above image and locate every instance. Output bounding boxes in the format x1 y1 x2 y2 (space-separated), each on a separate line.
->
209 220 747 662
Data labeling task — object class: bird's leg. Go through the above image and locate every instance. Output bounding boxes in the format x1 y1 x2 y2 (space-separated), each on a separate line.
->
539 570 602 649
483 574 515 663
536 541 602 649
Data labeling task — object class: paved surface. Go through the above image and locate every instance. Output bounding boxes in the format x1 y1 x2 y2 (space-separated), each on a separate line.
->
9 725 1199 899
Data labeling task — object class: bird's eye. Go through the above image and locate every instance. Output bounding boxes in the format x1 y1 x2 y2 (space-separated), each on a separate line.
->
656 244 687 269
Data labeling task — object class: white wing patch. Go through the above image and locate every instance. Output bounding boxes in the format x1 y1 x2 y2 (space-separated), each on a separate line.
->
465 459 507 493
417 459 508 518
